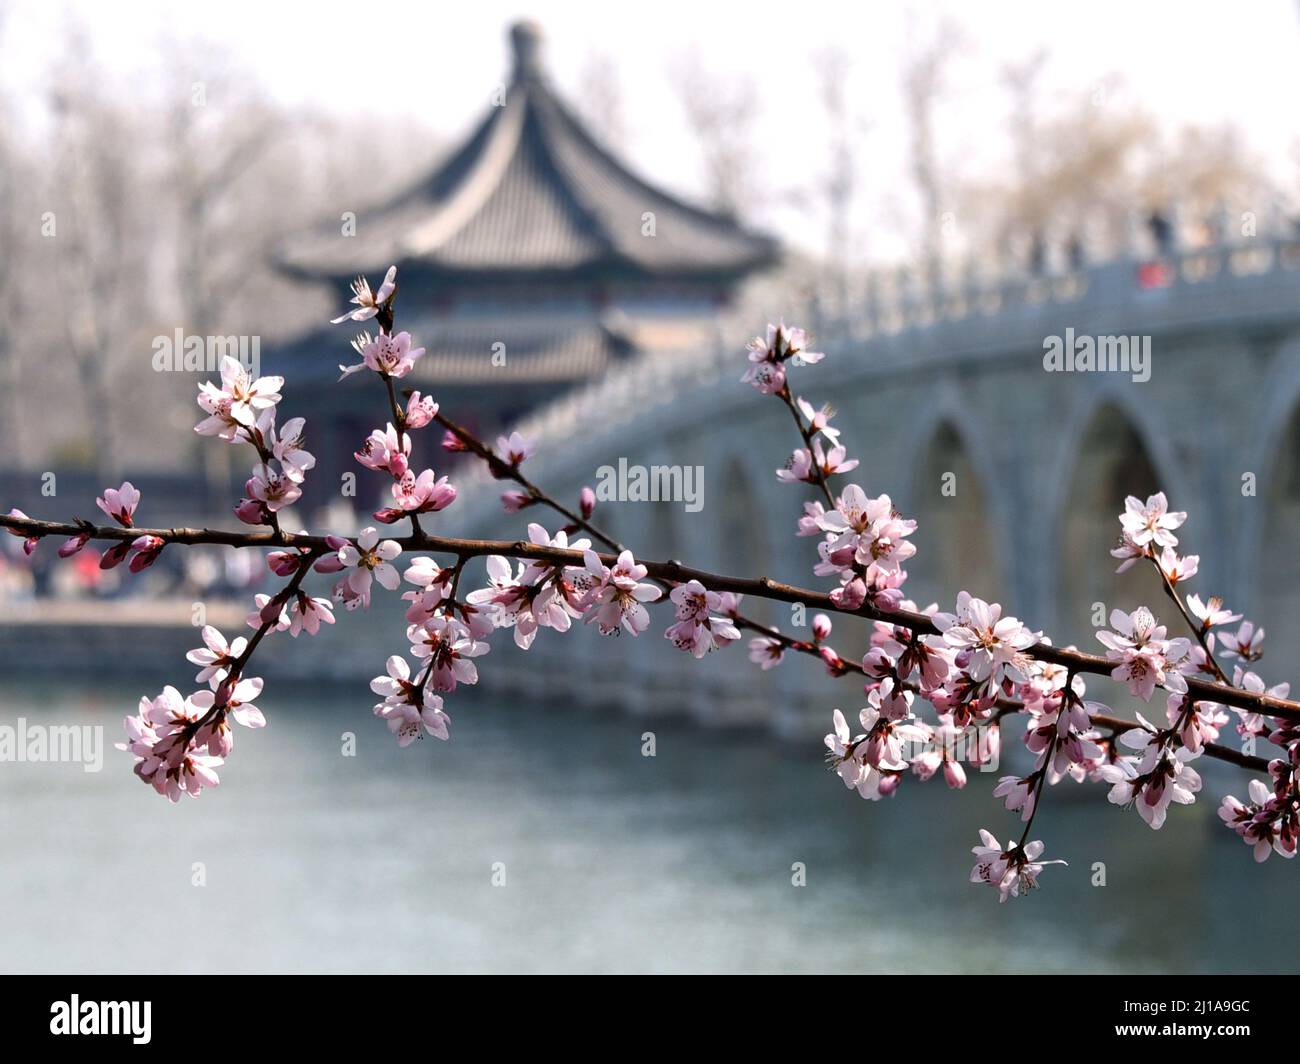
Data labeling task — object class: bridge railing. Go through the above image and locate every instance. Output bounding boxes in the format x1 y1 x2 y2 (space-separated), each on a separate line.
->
448 233 1300 525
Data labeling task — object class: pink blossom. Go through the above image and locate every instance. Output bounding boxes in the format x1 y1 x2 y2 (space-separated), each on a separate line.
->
407 614 490 692
748 637 785 669
824 709 863 788
500 489 534 513
1110 530 1146 572
1097 607 1191 700
264 414 316 483
497 431 536 467
197 356 283 429
993 775 1038 822
794 396 841 443
1166 693 1227 754
339 330 424 379
190 677 267 758
742 321 823 394
1218 620 1264 662
1218 777 1298 862
1230 667 1291 739
1119 491 1186 550
970 830 1066 902
355 423 411 478
96 482 140 527
331 265 397 324
933 591 1038 684
909 722 969 789
246 593 291 631
664 580 741 657
338 527 402 597
404 392 440 429
382 696 450 746
776 440 858 484
580 549 661 636
1157 547 1198 584
246 463 302 513
741 356 785 394
186 625 248 688
383 468 457 519
1185 594 1240 630
370 656 450 745
796 500 826 537
465 554 574 649
401 556 453 621
118 687 224 802
815 486 916 574
857 696 929 769
823 709 898 800
287 592 335 636
1100 718 1203 829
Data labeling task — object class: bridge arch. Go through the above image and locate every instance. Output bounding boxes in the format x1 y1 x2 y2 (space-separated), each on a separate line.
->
1241 342 1300 657
709 446 775 621
899 389 1009 612
1043 385 1181 644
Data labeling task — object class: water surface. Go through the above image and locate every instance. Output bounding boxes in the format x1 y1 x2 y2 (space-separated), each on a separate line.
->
0 676 1294 973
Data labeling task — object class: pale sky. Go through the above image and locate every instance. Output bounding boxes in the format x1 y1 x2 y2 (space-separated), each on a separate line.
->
7 0 1300 257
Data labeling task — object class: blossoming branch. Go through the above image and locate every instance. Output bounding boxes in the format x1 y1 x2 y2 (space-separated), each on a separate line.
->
4 266 1297 900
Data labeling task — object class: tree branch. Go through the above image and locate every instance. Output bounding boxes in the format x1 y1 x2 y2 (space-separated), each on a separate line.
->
5 511 1298 724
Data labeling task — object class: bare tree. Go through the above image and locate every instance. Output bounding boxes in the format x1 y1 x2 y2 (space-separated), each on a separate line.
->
40 32 152 480
673 54 761 217
0 20 27 465
575 52 628 153
900 11 963 277
816 47 872 314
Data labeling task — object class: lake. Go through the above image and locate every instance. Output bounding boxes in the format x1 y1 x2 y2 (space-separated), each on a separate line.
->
0 675 1295 973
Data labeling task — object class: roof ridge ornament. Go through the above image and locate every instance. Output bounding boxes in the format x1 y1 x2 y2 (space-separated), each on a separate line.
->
510 20 546 84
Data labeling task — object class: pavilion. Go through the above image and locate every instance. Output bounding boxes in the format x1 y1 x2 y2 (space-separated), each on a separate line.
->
269 20 777 513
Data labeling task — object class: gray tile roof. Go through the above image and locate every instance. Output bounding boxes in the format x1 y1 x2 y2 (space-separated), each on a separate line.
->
278 23 776 284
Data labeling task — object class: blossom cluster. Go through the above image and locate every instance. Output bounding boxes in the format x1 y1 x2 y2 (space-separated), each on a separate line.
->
742 321 1298 896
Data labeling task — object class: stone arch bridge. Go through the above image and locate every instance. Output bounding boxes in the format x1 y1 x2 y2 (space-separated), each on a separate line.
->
449 238 1300 738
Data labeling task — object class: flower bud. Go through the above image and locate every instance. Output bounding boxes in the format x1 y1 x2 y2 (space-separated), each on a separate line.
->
579 485 596 520
831 577 866 611
313 553 345 574
58 531 91 558
99 541 132 570
234 498 270 526
812 613 832 641
128 535 165 573
267 550 302 577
